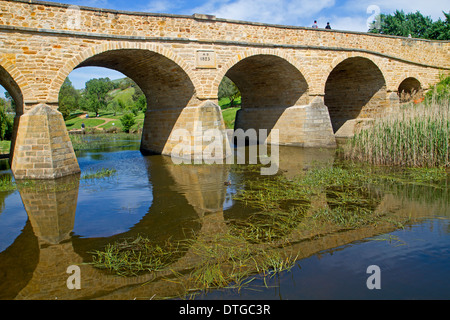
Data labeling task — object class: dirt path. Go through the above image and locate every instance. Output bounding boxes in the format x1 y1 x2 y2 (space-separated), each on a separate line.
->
94 118 117 129
78 113 118 129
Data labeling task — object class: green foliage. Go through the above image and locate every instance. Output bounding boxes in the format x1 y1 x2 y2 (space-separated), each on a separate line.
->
80 77 114 116
0 100 13 141
369 10 450 40
425 75 450 103
218 76 241 108
108 99 120 116
133 92 147 114
82 168 117 180
58 78 80 119
120 113 136 133
222 107 240 129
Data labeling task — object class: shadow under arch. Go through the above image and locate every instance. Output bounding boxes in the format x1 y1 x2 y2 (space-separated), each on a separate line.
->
62 48 198 155
224 54 309 141
324 56 387 133
397 77 422 102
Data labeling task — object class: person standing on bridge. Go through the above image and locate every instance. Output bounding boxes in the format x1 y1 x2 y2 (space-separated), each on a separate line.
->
312 20 318 28
325 22 331 29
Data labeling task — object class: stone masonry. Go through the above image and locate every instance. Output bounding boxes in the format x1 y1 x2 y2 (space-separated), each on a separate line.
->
0 0 449 178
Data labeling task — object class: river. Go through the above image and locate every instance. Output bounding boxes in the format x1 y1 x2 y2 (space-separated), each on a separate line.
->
0 135 448 300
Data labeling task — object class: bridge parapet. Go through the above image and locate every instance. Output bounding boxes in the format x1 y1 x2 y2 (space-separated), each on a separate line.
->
0 0 449 69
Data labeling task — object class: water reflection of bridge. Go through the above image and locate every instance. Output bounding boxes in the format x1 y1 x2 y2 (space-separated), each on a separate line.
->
0 147 447 300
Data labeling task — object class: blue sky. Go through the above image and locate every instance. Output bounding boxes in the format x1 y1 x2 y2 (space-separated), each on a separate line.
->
1 0 449 94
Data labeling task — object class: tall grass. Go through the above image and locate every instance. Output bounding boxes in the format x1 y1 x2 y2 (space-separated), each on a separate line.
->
344 92 450 167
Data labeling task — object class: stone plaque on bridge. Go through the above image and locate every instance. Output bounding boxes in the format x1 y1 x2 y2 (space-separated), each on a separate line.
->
196 50 216 68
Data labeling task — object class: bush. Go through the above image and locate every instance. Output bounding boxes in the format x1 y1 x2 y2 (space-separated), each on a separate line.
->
120 113 136 133
425 75 450 103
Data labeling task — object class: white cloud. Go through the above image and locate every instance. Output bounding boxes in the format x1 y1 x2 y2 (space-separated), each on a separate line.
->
191 0 448 31
350 0 448 20
193 0 336 26
320 15 368 32
145 0 179 13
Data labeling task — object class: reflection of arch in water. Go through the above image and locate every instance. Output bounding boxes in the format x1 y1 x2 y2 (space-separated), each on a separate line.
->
7 155 230 299
0 220 39 300
7 161 450 299
71 156 204 265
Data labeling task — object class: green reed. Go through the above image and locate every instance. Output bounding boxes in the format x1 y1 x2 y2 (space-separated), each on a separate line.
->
344 95 450 167
81 168 117 180
0 175 15 192
89 235 181 276
70 133 141 151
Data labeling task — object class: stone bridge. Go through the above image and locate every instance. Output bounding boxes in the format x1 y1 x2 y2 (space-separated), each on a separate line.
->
1 0 449 179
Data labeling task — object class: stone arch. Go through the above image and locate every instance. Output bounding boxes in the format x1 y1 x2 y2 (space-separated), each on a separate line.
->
397 77 423 102
0 61 27 165
324 56 387 132
213 50 311 105
47 42 201 104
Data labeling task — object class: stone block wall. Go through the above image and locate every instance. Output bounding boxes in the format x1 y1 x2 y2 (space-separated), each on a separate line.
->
11 104 80 179
235 97 336 148
141 100 231 161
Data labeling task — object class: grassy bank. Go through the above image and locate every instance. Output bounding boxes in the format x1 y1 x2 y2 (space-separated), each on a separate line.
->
344 95 450 167
0 140 10 154
70 132 141 151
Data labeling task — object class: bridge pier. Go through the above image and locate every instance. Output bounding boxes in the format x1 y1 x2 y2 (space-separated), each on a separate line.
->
11 104 80 180
234 96 336 148
141 100 231 162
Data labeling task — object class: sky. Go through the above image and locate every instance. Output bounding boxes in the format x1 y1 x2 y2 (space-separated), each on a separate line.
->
1 0 449 93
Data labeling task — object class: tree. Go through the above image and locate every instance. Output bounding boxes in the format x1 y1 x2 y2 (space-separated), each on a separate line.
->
133 93 147 113
425 12 450 40
132 84 147 113
218 76 241 108
0 99 13 140
80 78 113 117
4 91 15 112
369 10 450 40
58 77 80 119
120 113 135 133
107 99 120 116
